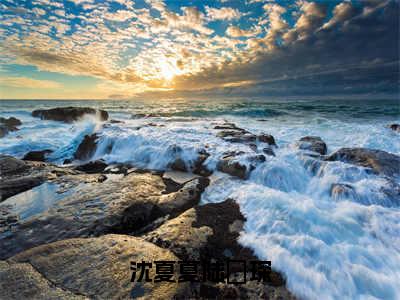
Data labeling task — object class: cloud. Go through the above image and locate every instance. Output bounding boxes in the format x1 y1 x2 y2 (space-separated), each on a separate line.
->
226 25 258 37
0 0 398 99
205 6 242 21
0 76 62 89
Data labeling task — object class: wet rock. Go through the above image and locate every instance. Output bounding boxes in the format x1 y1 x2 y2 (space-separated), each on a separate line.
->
170 158 187 172
0 117 21 128
63 158 72 165
0 155 29 177
74 133 98 161
297 136 327 155
143 199 293 299
263 147 276 156
74 159 108 173
325 148 400 177
258 134 276 146
32 107 108 123
215 122 277 150
217 151 267 179
0 126 7 138
104 163 135 175
22 150 53 162
0 117 21 138
0 176 45 202
0 156 80 201
330 183 356 199
217 153 248 179
110 119 123 124
193 150 212 176
388 123 400 132
0 173 209 259
2 235 186 299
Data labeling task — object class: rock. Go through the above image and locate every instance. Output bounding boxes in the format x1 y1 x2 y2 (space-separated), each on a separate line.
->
217 153 248 179
74 133 98 161
325 148 400 177
22 150 53 162
0 117 21 138
74 160 108 173
0 117 22 128
2 235 186 299
215 122 277 149
32 107 108 123
170 158 187 172
0 155 29 177
297 136 327 155
263 148 276 156
258 134 276 146
0 156 79 201
0 176 45 201
0 126 7 138
0 260 85 299
330 183 356 200
63 158 72 165
389 123 400 132
193 150 212 176
0 173 209 259
143 199 251 261
110 119 124 124
143 199 293 298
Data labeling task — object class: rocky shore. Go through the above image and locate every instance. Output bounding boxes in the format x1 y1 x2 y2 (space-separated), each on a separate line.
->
1 107 399 299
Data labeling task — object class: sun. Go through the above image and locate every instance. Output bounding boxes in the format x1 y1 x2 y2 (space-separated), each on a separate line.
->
159 60 178 81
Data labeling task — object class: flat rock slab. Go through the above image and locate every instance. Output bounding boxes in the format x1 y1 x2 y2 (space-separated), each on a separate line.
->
0 172 208 259
0 156 79 201
325 148 400 177
32 107 108 123
2 235 185 299
143 199 294 299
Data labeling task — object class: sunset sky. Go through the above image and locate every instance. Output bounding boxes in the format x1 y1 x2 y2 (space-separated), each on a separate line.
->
0 0 398 99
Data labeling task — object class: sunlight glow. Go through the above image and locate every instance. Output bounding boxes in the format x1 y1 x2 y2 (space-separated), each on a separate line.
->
159 60 179 81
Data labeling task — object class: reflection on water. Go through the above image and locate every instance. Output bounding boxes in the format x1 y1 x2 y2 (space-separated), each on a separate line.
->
0 182 72 220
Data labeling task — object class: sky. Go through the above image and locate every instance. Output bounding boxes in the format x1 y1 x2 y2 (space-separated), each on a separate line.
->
0 0 399 100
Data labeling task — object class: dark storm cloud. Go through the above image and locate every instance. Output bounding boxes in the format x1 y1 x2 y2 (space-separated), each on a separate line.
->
170 0 399 98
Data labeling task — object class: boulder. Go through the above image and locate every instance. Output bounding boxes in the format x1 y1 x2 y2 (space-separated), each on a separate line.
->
388 123 400 132
217 153 248 179
0 172 209 259
0 117 21 138
216 152 264 179
143 199 293 298
330 183 356 200
215 122 277 149
32 107 108 123
0 126 7 138
0 117 21 128
258 134 276 146
325 148 400 177
0 176 45 201
192 150 212 176
0 155 80 201
74 159 108 173
297 136 327 155
263 147 276 156
74 133 98 161
2 235 186 299
0 155 29 177
22 150 53 162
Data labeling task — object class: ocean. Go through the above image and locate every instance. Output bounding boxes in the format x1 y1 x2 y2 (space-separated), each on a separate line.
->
1 98 399 299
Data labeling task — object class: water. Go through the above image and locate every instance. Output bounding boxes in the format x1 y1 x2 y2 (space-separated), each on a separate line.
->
1 98 399 299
